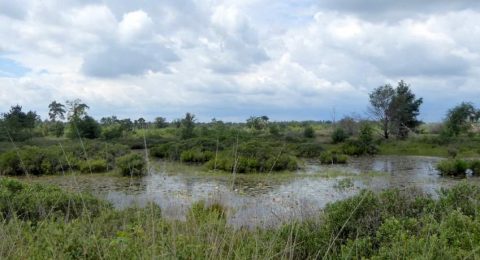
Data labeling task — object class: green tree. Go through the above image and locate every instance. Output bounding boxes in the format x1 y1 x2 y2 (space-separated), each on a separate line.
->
369 81 422 139
389 81 423 139
154 117 168 128
369 84 395 139
48 101 66 122
65 99 100 139
246 116 269 130
66 99 89 120
181 113 196 139
1 105 38 141
444 102 479 136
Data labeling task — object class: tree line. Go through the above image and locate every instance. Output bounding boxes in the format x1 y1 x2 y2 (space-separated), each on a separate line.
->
1 80 478 142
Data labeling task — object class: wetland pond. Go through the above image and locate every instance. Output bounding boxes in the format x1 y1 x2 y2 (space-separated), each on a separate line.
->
18 155 480 228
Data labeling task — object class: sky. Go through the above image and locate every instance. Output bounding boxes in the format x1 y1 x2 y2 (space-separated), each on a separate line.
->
0 0 479 122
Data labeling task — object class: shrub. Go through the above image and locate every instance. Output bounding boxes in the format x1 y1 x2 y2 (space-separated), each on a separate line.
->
0 146 70 176
0 178 109 222
117 153 146 176
436 159 469 176
294 142 324 158
79 159 108 173
320 151 348 164
180 149 214 163
304 125 315 138
331 128 348 143
0 151 23 175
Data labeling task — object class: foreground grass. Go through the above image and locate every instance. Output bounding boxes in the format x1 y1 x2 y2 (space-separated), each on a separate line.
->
1 178 480 259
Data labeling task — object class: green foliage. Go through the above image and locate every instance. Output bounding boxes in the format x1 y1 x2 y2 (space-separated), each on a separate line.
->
181 112 196 139
0 178 109 222
154 117 168 128
331 127 348 143
342 124 378 156
0 146 69 175
246 116 269 130
67 115 101 139
369 81 423 139
0 141 128 176
1 182 480 259
180 149 214 163
102 124 124 140
319 151 348 164
293 142 324 158
79 159 108 173
436 159 469 176
117 153 147 176
303 125 315 138
444 102 479 137
1 105 38 141
49 121 65 137
205 145 298 173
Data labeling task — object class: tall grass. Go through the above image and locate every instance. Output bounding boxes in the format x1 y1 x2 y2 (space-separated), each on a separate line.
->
1 178 480 259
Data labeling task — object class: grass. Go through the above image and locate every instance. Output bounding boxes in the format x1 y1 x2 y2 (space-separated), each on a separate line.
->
1 178 480 259
378 135 480 157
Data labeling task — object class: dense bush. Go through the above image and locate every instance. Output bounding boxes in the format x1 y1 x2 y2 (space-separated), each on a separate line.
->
180 149 214 163
293 142 324 158
436 159 480 176
331 127 348 143
79 159 108 173
206 153 297 173
0 146 70 175
0 142 129 176
0 178 109 222
319 151 348 164
117 153 147 176
303 125 315 138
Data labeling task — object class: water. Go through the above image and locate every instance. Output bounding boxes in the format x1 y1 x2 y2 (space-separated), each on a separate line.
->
17 155 480 228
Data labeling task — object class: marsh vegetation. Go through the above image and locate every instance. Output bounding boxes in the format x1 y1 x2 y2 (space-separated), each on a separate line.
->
1 82 480 258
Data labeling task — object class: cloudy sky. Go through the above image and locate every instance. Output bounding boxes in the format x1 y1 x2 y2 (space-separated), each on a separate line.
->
1 0 479 122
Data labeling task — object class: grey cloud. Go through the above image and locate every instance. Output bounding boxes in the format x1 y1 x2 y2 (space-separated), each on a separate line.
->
370 44 470 77
317 0 480 19
82 43 179 77
0 0 30 19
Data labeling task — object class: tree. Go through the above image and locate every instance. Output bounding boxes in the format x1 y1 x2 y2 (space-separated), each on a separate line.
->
181 113 196 139
1 105 38 141
369 81 423 139
65 100 100 139
246 116 269 130
154 117 168 128
389 81 423 139
369 84 395 139
48 101 66 122
75 116 101 139
444 102 479 136
66 99 89 120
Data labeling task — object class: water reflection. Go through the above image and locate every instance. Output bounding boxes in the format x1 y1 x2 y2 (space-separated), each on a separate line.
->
19 156 480 228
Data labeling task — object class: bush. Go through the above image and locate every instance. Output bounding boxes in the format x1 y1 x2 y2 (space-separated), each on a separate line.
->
331 127 348 143
79 159 108 173
0 178 109 222
294 142 324 158
180 149 214 163
319 151 348 164
117 153 146 176
304 125 315 138
0 146 70 176
436 159 469 176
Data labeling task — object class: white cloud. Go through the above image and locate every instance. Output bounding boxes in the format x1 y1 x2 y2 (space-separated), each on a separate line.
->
0 0 479 122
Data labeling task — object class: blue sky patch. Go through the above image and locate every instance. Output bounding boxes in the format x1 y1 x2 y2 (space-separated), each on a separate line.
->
0 57 30 77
